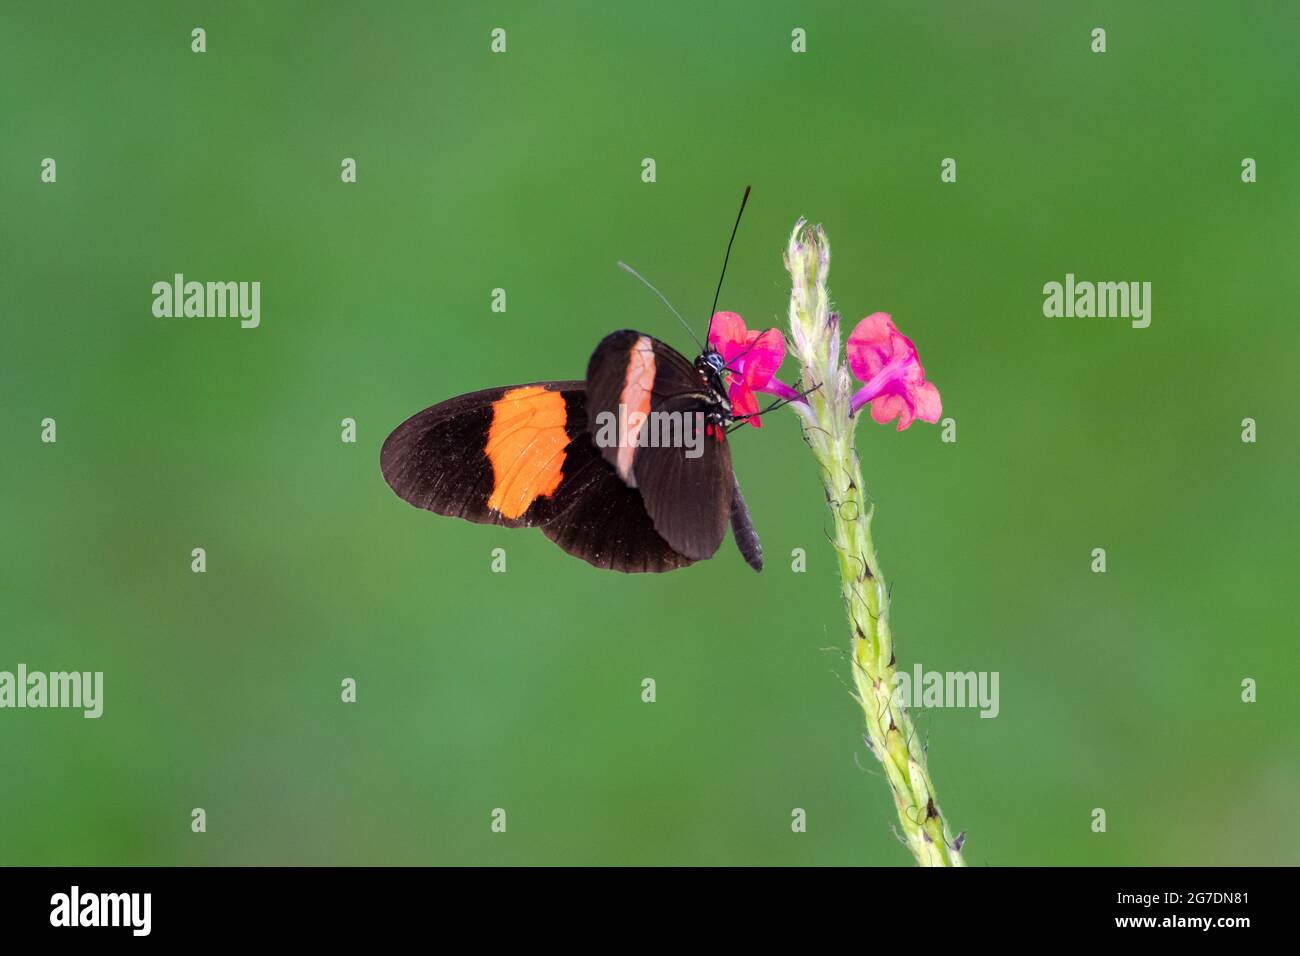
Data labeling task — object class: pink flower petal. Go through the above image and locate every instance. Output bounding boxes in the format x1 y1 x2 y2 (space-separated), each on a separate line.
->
848 312 942 429
729 381 760 421
912 380 942 424
740 328 786 388
846 313 908 382
708 311 748 361
707 311 803 423
869 392 909 429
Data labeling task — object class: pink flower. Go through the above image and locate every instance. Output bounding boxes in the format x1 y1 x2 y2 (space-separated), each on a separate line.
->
708 311 803 427
847 313 942 430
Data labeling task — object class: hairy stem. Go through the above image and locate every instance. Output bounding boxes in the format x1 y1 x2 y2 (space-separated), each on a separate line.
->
785 221 965 867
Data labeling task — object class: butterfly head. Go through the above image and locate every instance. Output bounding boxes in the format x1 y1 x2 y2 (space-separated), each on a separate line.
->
695 348 733 420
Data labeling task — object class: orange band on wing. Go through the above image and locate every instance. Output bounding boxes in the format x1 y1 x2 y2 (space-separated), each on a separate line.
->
617 336 656 486
486 386 569 519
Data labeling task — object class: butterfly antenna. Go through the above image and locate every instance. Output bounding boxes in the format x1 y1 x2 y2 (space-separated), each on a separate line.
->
706 184 752 345
617 261 703 351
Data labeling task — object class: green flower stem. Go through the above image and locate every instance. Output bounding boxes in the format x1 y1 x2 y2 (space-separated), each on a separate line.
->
785 221 965 867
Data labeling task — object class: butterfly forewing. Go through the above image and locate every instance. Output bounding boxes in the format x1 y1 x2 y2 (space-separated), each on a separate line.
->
380 380 693 572
381 381 582 527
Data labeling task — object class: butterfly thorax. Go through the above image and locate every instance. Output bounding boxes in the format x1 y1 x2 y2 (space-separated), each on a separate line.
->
694 349 733 424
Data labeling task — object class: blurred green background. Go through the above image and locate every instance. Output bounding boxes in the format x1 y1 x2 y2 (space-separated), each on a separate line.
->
2 1 1297 866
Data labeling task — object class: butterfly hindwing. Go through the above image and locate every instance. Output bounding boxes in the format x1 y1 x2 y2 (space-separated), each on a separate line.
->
538 420 696 574
380 381 693 572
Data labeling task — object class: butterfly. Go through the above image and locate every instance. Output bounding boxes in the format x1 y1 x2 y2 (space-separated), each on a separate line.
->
379 188 804 573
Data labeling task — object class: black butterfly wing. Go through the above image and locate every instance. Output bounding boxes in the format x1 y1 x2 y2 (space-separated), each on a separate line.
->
380 380 582 527
585 330 737 564
379 380 692 573
538 435 696 574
